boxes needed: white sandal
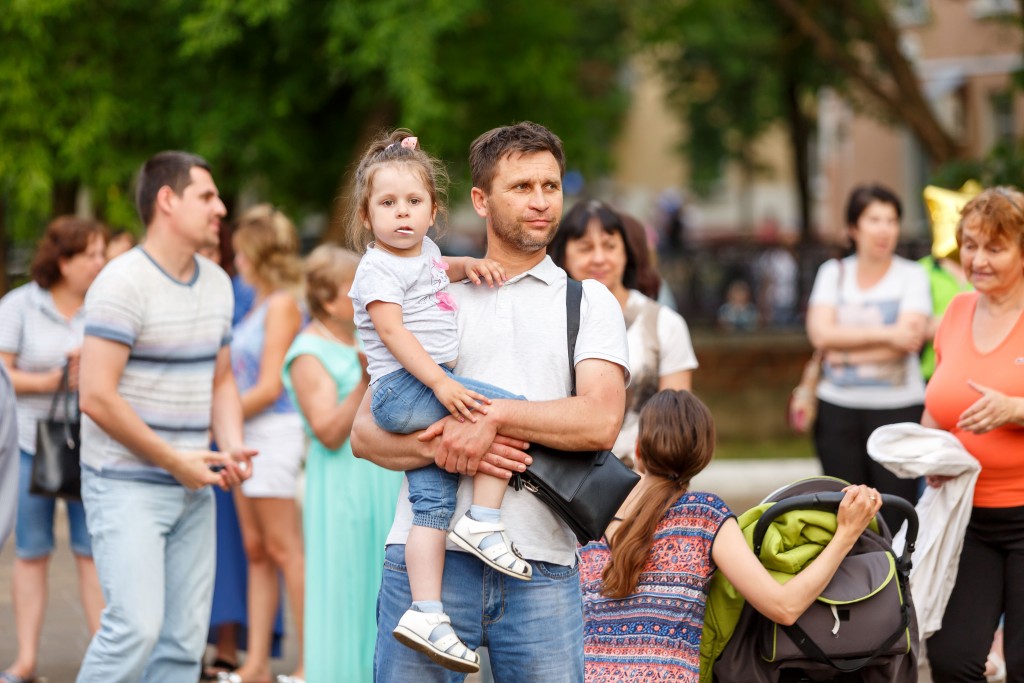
[392,609,480,674]
[448,513,533,580]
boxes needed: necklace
[313,318,355,346]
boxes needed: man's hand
[215,445,259,489]
[431,376,491,423]
[419,416,531,478]
[169,450,235,491]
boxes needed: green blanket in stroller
[701,477,920,683]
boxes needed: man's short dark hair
[135,151,211,227]
[469,122,565,193]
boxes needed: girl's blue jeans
[370,366,523,529]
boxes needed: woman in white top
[0,216,107,683]
[806,184,931,528]
[550,200,698,465]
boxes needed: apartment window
[991,91,1015,144]
[971,0,1018,18]
[893,0,931,25]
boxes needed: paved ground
[0,501,299,683]
[0,458,970,682]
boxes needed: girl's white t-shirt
[349,237,460,383]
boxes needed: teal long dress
[283,334,402,683]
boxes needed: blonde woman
[223,205,305,683]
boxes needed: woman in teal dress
[283,245,402,683]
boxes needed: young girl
[579,390,883,682]
[347,130,531,673]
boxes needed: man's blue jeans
[371,367,523,530]
[374,544,584,682]
[77,470,216,683]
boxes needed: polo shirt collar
[28,282,75,324]
[505,255,563,286]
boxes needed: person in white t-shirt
[550,199,698,466]
[0,364,16,554]
[806,183,931,528]
[351,122,629,682]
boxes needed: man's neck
[141,226,197,281]
[484,241,548,279]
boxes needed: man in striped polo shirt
[77,151,256,682]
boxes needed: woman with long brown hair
[578,390,882,682]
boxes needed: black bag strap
[566,278,582,397]
[510,277,584,494]
[46,363,78,449]
[778,569,912,673]
[47,364,73,421]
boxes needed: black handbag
[30,364,82,500]
[511,278,640,544]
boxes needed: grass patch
[715,434,815,460]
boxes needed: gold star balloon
[923,181,982,259]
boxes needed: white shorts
[240,411,305,499]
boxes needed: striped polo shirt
[81,248,233,484]
[0,282,84,454]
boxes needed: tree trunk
[769,0,961,165]
[0,194,7,295]
[322,100,398,246]
[783,74,813,246]
[52,181,79,217]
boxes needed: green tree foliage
[932,142,1024,189]
[0,0,627,252]
[630,0,832,238]
[630,0,791,196]
[629,0,981,240]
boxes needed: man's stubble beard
[490,213,560,253]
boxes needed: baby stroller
[705,477,920,683]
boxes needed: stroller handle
[751,492,918,569]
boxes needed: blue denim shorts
[16,449,93,559]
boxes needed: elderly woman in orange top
[922,187,1024,683]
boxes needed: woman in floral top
[579,391,882,682]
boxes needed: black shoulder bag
[30,364,82,500]
[510,278,640,544]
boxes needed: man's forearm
[350,391,433,471]
[487,395,622,451]
[80,391,180,470]
[211,372,246,452]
